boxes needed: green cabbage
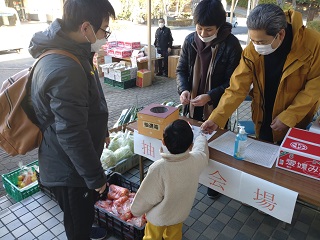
[113,145,133,162]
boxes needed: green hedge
[167,19,193,27]
[307,20,320,32]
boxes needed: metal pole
[147,0,151,72]
[230,0,235,24]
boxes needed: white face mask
[252,34,281,55]
[85,25,106,53]
[159,23,164,28]
[197,32,217,43]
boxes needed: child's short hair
[163,119,193,154]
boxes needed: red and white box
[124,41,141,50]
[117,41,125,48]
[106,48,115,57]
[114,48,132,58]
[105,41,117,48]
[276,128,320,180]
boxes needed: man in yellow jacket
[201,3,320,143]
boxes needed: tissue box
[276,128,320,180]
[137,103,179,139]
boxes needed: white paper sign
[133,130,163,161]
[199,160,242,200]
[239,173,298,223]
[200,160,298,223]
[133,127,214,161]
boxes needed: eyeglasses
[99,27,112,39]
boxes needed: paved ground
[1,157,320,240]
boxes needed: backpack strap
[39,49,83,67]
[29,49,84,133]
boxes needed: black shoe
[156,72,163,76]
[207,189,221,199]
[90,227,107,240]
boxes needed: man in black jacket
[29,0,115,239]
[154,18,173,77]
[177,0,242,199]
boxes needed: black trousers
[51,186,96,240]
[157,49,168,74]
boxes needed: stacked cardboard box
[100,62,137,82]
[102,40,141,59]
[124,41,141,50]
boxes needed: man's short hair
[247,4,287,36]
[62,0,115,32]
[158,18,165,23]
[193,0,226,28]
[163,119,193,154]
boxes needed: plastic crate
[104,77,136,89]
[2,160,39,202]
[94,172,144,240]
[104,77,114,86]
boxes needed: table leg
[139,155,144,183]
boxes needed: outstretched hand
[180,90,190,105]
[201,120,218,134]
[190,94,210,107]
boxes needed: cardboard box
[117,41,125,48]
[124,41,141,50]
[107,48,115,57]
[104,55,113,64]
[106,40,117,48]
[137,103,179,139]
[136,69,151,88]
[114,48,132,58]
[113,67,138,82]
[168,55,180,78]
[276,128,320,180]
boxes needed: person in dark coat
[28,0,115,239]
[176,0,242,199]
[154,18,173,77]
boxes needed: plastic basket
[94,172,144,240]
[2,160,39,202]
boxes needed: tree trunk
[292,0,296,10]
[307,3,317,22]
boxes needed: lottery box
[276,128,320,180]
[137,103,179,139]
